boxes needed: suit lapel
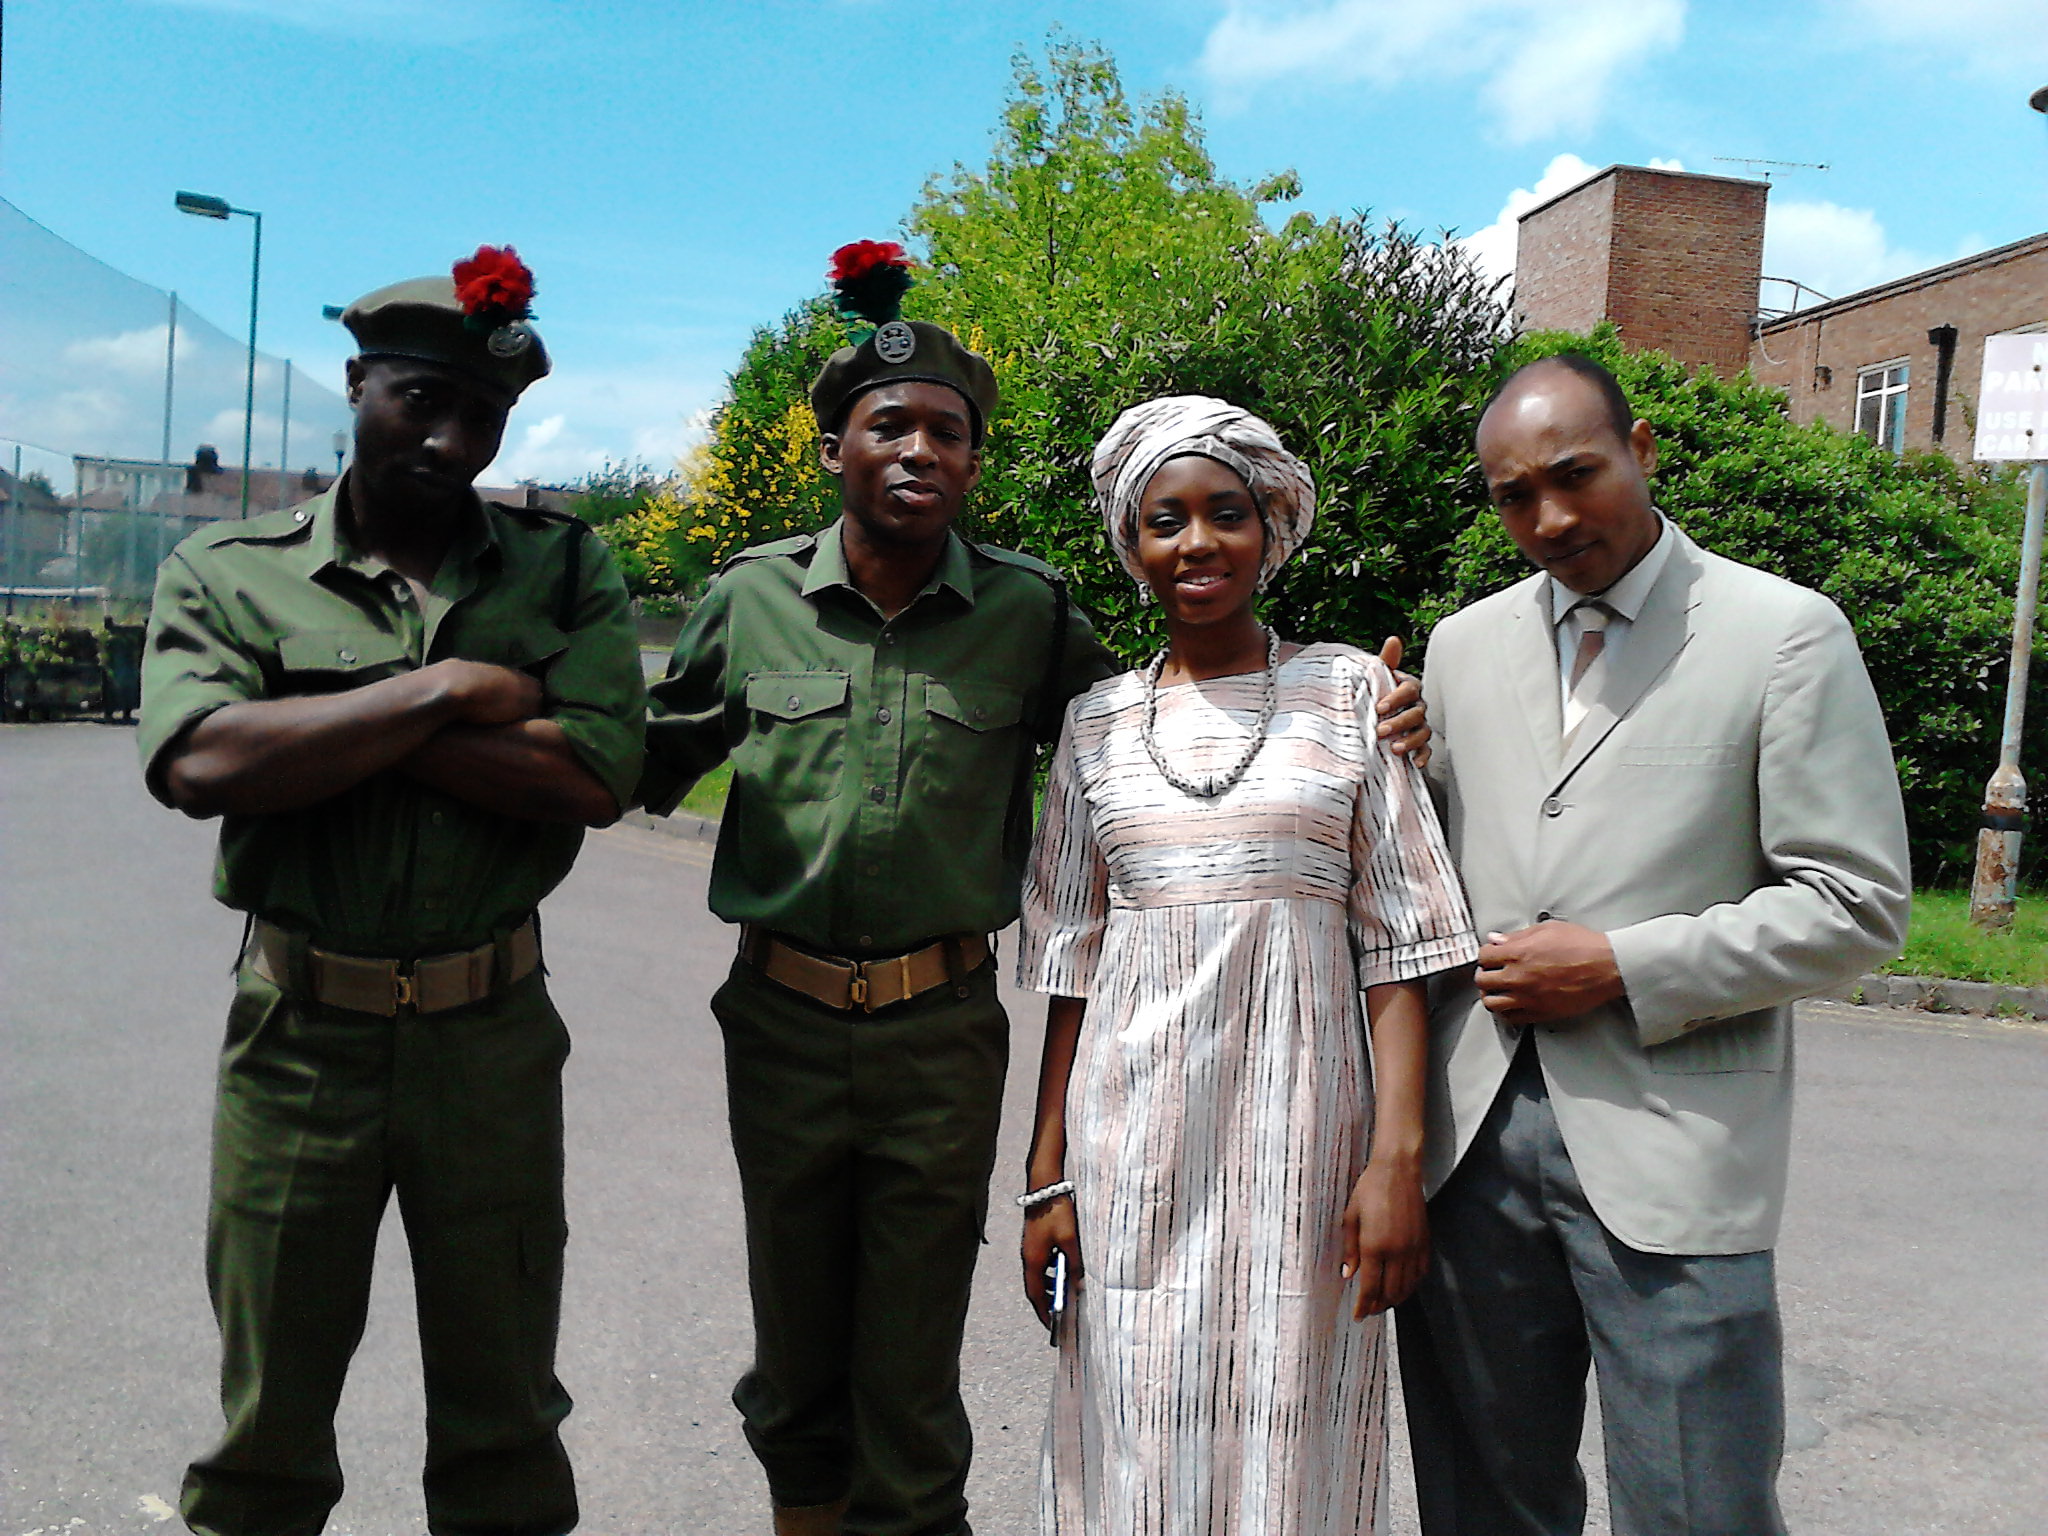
[1554,533,1704,787]
[1502,576,1562,782]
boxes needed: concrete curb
[1822,974,2048,1021]
[619,808,719,844]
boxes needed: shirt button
[293,510,308,524]
[869,785,886,804]
[866,863,881,877]
[1542,796,1563,817]
[431,811,445,826]
[883,633,897,646]
[786,694,802,710]
[339,649,357,663]
[860,935,873,948]
[876,707,892,724]
[1536,909,1554,922]
[973,706,987,721]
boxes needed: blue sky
[3,0,2044,485]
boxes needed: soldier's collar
[802,518,977,608]
[315,474,498,577]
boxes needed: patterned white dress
[1017,643,1477,1536]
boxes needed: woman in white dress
[1015,397,1478,1536]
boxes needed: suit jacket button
[1542,796,1563,816]
[1536,910,1554,923]
[1645,1093,1674,1116]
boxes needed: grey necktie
[1562,600,1612,743]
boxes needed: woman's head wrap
[1089,395,1315,590]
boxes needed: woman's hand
[1339,1157,1429,1319]
[1021,1195,1083,1334]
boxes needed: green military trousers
[180,952,578,1536]
[712,953,1009,1536]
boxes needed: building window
[1855,361,1909,453]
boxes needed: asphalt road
[4,721,2044,1536]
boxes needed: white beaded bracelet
[1016,1179,1076,1210]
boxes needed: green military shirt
[643,519,1117,956]
[139,481,645,956]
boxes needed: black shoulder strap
[1034,572,1070,743]
[558,520,587,631]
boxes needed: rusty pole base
[1968,826,2022,932]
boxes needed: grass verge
[1885,889,2048,987]
[678,761,732,821]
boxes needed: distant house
[1510,164,2048,459]
[1,466,70,587]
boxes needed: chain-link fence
[2,194,355,618]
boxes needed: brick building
[1511,163,2048,460]
[1750,234,2048,455]
[1514,165,1769,377]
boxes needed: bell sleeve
[1346,654,1480,985]
[1015,705,1110,997]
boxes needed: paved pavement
[4,721,2045,1535]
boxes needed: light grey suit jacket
[1421,527,1910,1255]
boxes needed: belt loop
[284,927,315,999]
[943,934,971,1000]
[233,913,256,977]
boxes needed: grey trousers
[1397,1038,1787,1536]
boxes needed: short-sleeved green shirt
[643,519,1118,956]
[139,482,645,956]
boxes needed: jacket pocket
[917,677,1025,808]
[455,621,570,674]
[1646,1007,1785,1073]
[1616,743,1744,768]
[739,671,850,801]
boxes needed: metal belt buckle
[849,970,870,1010]
[394,970,416,1010]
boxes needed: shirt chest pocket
[740,671,850,802]
[915,677,1025,808]
[274,632,412,693]
[454,622,571,675]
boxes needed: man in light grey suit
[1398,354,1911,1535]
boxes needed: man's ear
[1629,417,1658,477]
[818,430,843,477]
[963,446,983,494]
[344,356,367,407]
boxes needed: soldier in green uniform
[139,247,644,1536]
[642,244,1428,1536]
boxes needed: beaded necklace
[1141,627,1282,799]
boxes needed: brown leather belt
[740,926,990,1014]
[248,917,540,1017]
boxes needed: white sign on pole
[1974,332,2048,461]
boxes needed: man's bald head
[1480,354,1635,448]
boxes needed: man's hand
[426,659,544,726]
[1476,921,1625,1027]
[1375,635,1432,768]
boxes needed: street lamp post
[332,429,348,484]
[1967,88,2048,929]
[174,190,261,519]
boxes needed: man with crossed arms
[1401,353,1910,1535]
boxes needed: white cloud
[484,365,718,487]
[1762,200,1984,306]
[1200,0,1686,142]
[63,324,203,378]
[1456,153,1596,281]
[1826,0,2043,81]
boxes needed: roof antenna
[1711,157,1830,182]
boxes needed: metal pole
[1969,460,2046,929]
[162,290,178,465]
[279,359,291,510]
[5,444,18,611]
[239,211,261,520]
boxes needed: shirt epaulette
[492,501,590,534]
[179,503,318,551]
[719,532,818,573]
[969,541,1064,586]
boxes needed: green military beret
[808,241,998,442]
[342,245,550,398]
